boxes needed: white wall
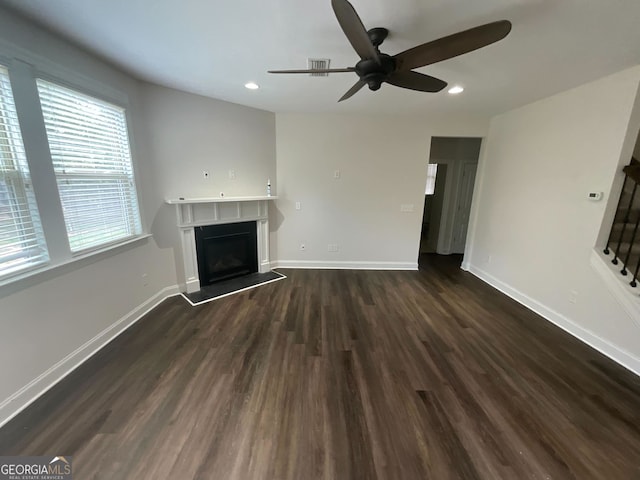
[0,7,177,426]
[274,114,488,268]
[139,84,277,284]
[464,66,640,374]
[141,84,276,202]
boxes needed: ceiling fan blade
[386,71,447,92]
[331,0,381,64]
[338,80,366,102]
[394,20,512,71]
[268,68,355,74]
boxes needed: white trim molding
[0,284,180,429]
[465,263,640,377]
[273,260,418,270]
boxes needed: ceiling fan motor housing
[355,54,396,90]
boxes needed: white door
[451,162,477,253]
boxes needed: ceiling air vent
[307,58,330,77]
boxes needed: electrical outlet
[203,170,210,179]
[300,243,306,251]
[295,201,301,210]
[569,290,578,304]
[142,273,148,286]
[486,254,492,264]
[334,170,341,179]
[328,244,339,252]
[228,169,236,179]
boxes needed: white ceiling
[3,0,640,116]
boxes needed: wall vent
[307,58,331,76]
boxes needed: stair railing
[604,158,640,287]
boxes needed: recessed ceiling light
[448,85,464,95]
[244,82,259,90]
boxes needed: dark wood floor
[2,255,640,479]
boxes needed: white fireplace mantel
[166,196,278,293]
[166,195,278,205]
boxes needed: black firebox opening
[195,221,258,287]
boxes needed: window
[37,79,141,253]
[0,65,48,279]
[425,164,438,195]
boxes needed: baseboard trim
[0,285,181,429]
[259,260,272,272]
[185,279,200,294]
[273,260,418,271]
[466,264,640,377]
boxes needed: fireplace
[166,196,276,293]
[195,221,258,286]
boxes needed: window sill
[0,233,152,292]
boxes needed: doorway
[419,137,482,261]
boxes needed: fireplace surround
[166,196,277,293]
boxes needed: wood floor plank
[1,254,640,479]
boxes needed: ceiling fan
[268,0,511,102]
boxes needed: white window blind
[0,65,49,279]
[425,163,438,195]
[36,79,142,253]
